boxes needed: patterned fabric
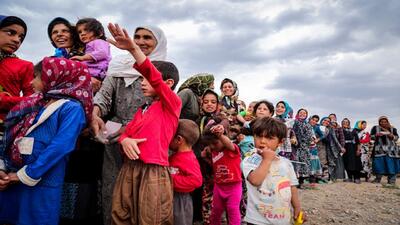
[178,73,215,97]
[219,78,239,112]
[1,57,93,168]
[293,112,313,177]
[0,51,16,61]
[276,100,293,119]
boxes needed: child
[242,117,302,225]
[107,23,181,224]
[169,119,203,225]
[202,121,242,225]
[0,15,34,124]
[71,18,111,92]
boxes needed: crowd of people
[0,15,399,225]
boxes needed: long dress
[324,126,345,180]
[293,120,313,177]
[356,130,372,178]
[342,129,362,179]
[371,126,399,176]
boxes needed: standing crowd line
[0,15,399,225]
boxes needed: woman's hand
[0,171,10,191]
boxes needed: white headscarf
[108,25,167,87]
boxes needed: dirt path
[299,179,400,225]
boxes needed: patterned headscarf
[354,120,366,130]
[178,73,215,96]
[276,100,293,119]
[1,57,93,168]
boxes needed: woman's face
[342,119,350,128]
[309,117,319,126]
[0,24,25,54]
[379,119,389,128]
[51,23,73,48]
[255,103,272,118]
[298,110,307,120]
[275,103,286,116]
[322,118,331,127]
[202,93,218,113]
[361,122,367,130]
[221,81,235,96]
[134,28,157,56]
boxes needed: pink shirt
[119,58,181,166]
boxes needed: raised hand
[107,23,146,64]
[107,23,137,51]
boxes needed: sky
[2,0,400,131]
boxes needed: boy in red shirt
[202,122,242,225]
[107,23,181,224]
[169,119,203,225]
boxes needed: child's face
[247,102,256,113]
[309,117,319,126]
[134,29,157,56]
[31,75,44,93]
[202,93,218,113]
[209,139,224,152]
[51,24,73,48]
[221,82,234,96]
[254,135,282,151]
[141,77,156,97]
[342,119,350,128]
[322,118,330,127]
[0,24,25,54]
[275,103,286,116]
[329,114,337,122]
[255,103,272,118]
[361,122,367,130]
[77,24,96,44]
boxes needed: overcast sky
[2,0,400,130]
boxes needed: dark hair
[253,100,275,116]
[76,18,106,40]
[152,61,179,90]
[251,117,287,141]
[33,61,43,78]
[48,17,77,48]
[0,15,27,42]
[311,115,320,121]
[176,119,200,146]
[328,113,336,118]
[220,78,234,90]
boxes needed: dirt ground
[299,178,400,225]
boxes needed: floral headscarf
[1,57,93,168]
[178,73,215,97]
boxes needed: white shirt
[242,151,298,225]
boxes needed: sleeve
[0,94,27,111]
[241,153,262,179]
[20,61,34,96]
[86,40,110,62]
[178,89,191,114]
[93,75,116,117]
[393,128,399,142]
[370,126,377,140]
[134,58,181,117]
[171,154,203,193]
[353,130,360,145]
[286,160,299,186]
[17,103,86,186]
[338,128,345,147]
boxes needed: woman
[341,118,362,184]
[292,108,313,187]
[219,78,246,125]
[0,57,92,225]
[354,120,372,181]
[371,116,399,184]
[178,73,215,121]
[274,100,296,159]
[90,25,167,225]
[0,15,34,128]
[323,116,346,182]
[47,17,103,225]
[47,17,84,58]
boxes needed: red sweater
[119,58,181,166]
[212,144,242,184]
[169,150,203,193]
[0,57,34,120]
